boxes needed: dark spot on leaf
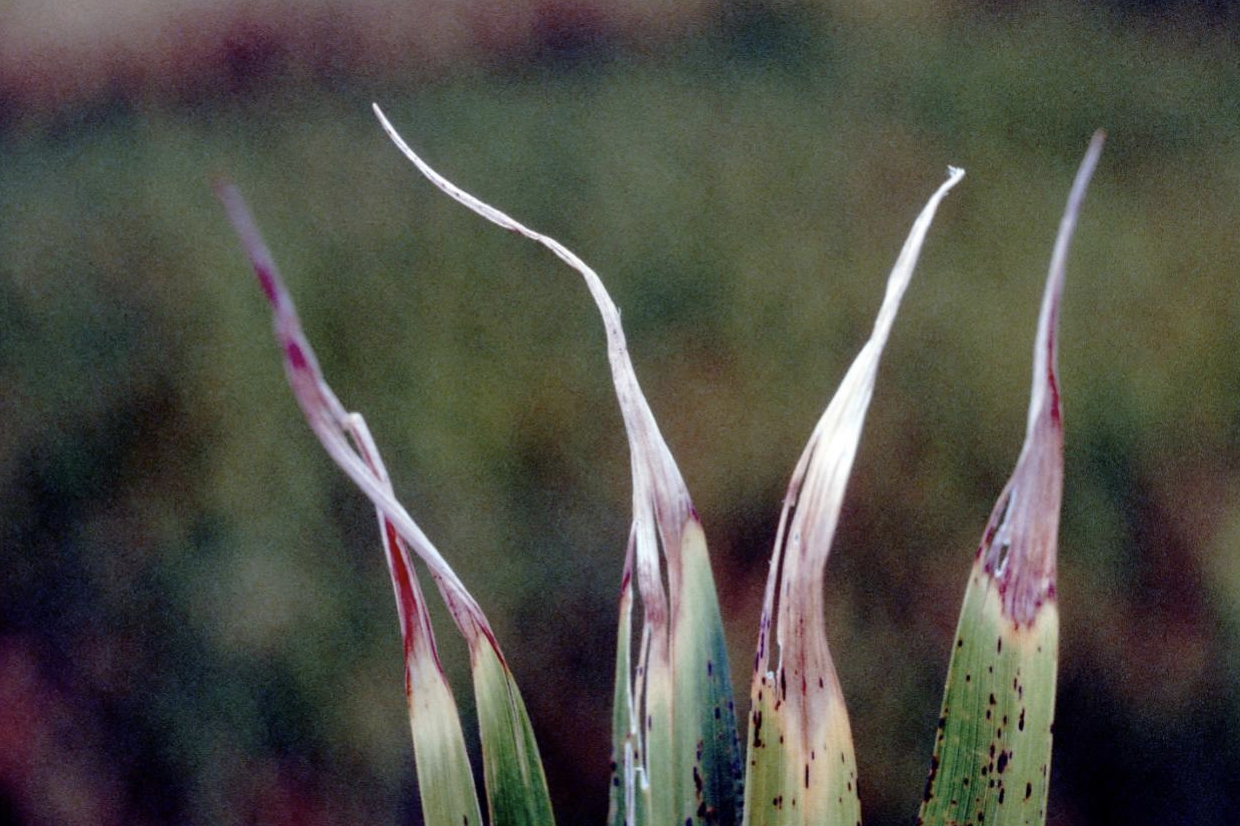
[285,341,308,369]
[1025,782,1033,800]
[254,264,277,302]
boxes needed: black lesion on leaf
[923,754,939,802]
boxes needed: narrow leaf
[744,166,965,826]
[608,532,645,826]
[355,420,484,826]
[374,104,744,826]
[917,131,1103,826]
[217,182,551,826]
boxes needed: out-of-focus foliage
[1,3,1238,825]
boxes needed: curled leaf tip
[215,180,284,309]
[217,182,500,653]
[372,107,738,825]
[743,166,961,826]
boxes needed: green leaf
[363,429,484,826]
[743,166,965,826]
[917,132,1103,826]
[473,641,558,826]
[372,103,744,826]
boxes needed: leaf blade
[373,103,744,826]
[917,131,1103,826]
[744,166,965,826]
[218,180,552,826]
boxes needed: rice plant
[219,112,1103,826]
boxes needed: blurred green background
[2,1,1238,824]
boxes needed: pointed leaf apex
[981,131,1103,624]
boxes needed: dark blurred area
[2,1,1238,824]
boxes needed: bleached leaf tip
[980,131,1103,624]
[214,178,284,310]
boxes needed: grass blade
[354,420,485,826]
[917,132,1103,826]
[744,166,965,826]
[217,181,550,826]
[608,533,642,826]
[373,104,744,826]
